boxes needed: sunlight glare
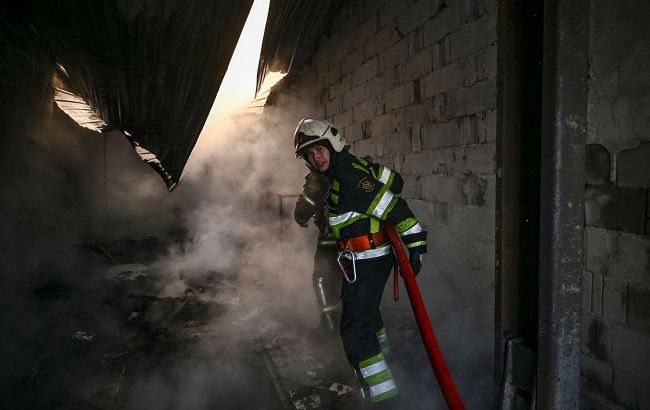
[204,0,270,125]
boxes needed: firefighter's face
[307,145,330,172]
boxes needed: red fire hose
[386,224,465,410]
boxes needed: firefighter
[294,171,342,332]
[293,118,427,407]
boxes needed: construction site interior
[1,0,649,409]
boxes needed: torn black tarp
[21,0,253,189]
[256,0,345,96]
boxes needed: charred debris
[3,234,360,409]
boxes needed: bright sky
[205,0,271,123]
[186,0,286,175]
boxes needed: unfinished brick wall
[273,0,650,406]
[273,0,497,405]
[287,0,497,309]
[582,0,650,407]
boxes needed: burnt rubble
[1,235,361,409]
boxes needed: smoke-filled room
[1,0,649,409]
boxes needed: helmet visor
[294,132,322,157]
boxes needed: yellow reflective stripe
[405,240,426,249]
[359,352,398,403]
[369,164,381,180]
[370,379,398,402]
[352,163,369,173]
[376,326,387,340]
[370,217,380,233]
[329,211,362,226]
[356,156,369,166]
[369,164,392,185]
[366,172,395,217]
[401,222,422,236]
[371,190,394,219]
[378,167,392,184]
[381,196,399,220]
[361,359,388,378]
[395,217,417,233]
[332,179,340,192]
[331,193,339,204]
[329,212,368,238]
[359,352,384,368]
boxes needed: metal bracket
[499,336,537,410]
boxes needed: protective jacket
[301,147,427,405]
[325,150,427,254]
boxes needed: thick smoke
[151,108,324,331]
[0,72,333,408]
[1,69,493,408]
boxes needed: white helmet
[293,118,346,159]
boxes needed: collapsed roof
[256,0,344,95]
[26,0,254,190]
[6,0,344,190]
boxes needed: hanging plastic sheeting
[256,0,345,96]
[54,87,108,133]
[21,0,253,190]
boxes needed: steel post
[537,0,589,407]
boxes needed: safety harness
[336,231,391,283]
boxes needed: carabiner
[337,249,357,283]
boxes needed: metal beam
[537,0,589,407]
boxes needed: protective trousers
[340,252,398,404]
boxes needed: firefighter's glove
[303,172,328,206]
[409,250,424,277]
[294,172,329,227]
[294,195,315,227]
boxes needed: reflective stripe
[341,244,392,260]
[395,217,418,233]
[370,217,380,233]
[378,167,392,184]
[321,305,338,313]
[371,190,394,219]
[370,379,398,398]
[329,211,362,226]
[352,163,369,173]
[405,240,427,249]
[360,359,388,378]
[401,222,423,236]
[302,194,316,206]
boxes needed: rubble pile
[1,235,361,409]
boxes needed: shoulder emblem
[358,177,375,192]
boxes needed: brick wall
[271,0,650,406]
[276,0,497,405]
[288,0,497,307]
[582,0,650,407]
